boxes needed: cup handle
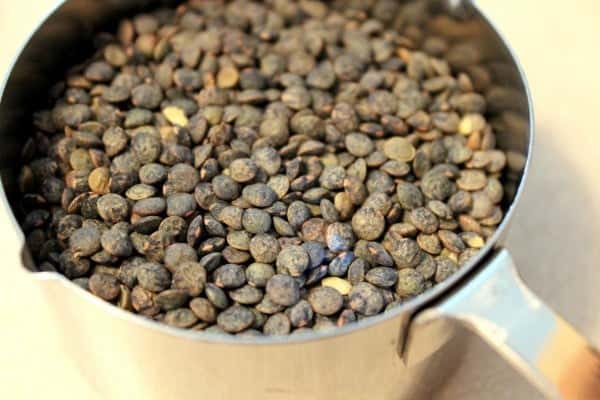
[405,249,600,399]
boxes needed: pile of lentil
[19,0,508,336]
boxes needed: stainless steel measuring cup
[0,1,598,399]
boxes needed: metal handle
[406,249,600,399]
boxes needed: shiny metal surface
[410,249,600,399]
[1,0,591,399]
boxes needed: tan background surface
[0,1,599,399]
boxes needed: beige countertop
[1,1,599,399]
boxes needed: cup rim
[0,0,535,345]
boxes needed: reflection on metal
[0,0,540,399]
[410,249,600,399]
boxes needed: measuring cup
[0,1,597,398]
